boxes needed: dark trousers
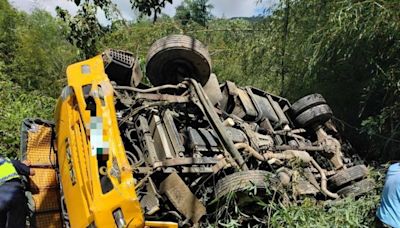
[374,216,392,228]
[0,181,27,228]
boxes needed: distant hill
[229,16,264,22]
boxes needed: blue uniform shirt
[377,163,400,228]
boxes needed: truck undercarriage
[24,35,373,227]
[106,35,373,226]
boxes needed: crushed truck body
[24,35,373,227]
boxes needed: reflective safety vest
[0,157,20,186]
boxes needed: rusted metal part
[274,145,324,151]
[277,171,291,186]
[236,88,258,119]
[162,109,186,155]
[252,94,280,123]
[235,143,313,164]
[114,83,187,93]
[223,82,264,122]
[135,116,159,164]
[141,178,161,215]
[131,54,143,87]
[245,87,264,122]
[303,167,321,190]
[316,127,344,169]
[294,179,319,195]
[135,167,153,174]
[162,166,214,173]
[135,93,189,103]
[265,94,289,127]
[153,157,218,168]
[203,73,223,106]
[234,143,339,199]
[187,127,222,153]
[225,127,248,144]
[150,114,176,160]
[212,158,230,173]
[219,81,237,112]
[190,79,248,170]
[240,123,261,151]
[310,159,339,199]
[159,172,206,224]
[110,156,121,183]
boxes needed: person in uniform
[0,155,35,228]
[376,162,400,227]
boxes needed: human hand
[22,160,31,166]
[22,160,35,176]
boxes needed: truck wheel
[294,104,333,127]
[337,179,375,197]
[214,170,277,199]
[328,165,368,189]
[146,35,212,86]
[290,94,327,117]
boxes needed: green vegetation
[0,1,74,158]
[175,0,214,27]
[0,65,55,157]
[0,0,398,226]
[213,194,381,228]
[131,0,173,22]
[208,167,385,228]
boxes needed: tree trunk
[280,0,290,96]
[153,9,158,23]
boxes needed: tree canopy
[131,0,173,22]
[175,0,213,27]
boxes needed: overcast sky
[10,0,277,24]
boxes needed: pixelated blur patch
[81,64,91,74]
[89,117,109,156]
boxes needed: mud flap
[159,172,206,224]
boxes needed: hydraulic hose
[113,83,186,93]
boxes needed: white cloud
[210,0,258,18]
[162,0,183,16]
[112,0,136,21]
[10,0,78,16]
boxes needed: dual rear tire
[290,94,333,128]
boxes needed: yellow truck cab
[55,54,176,228]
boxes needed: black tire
[214,170,277,199]
[328,165,368,188]
[290,94,327,117]
[294,104,333,127]
[146,35,212,86]
[337,179,375,197]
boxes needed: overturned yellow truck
[54,54,177,228]
[24,35,374,227]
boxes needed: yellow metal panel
[144,221,179,228]
[57,55,145,228]
[57,95,92,228]
[56,54,178,228]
